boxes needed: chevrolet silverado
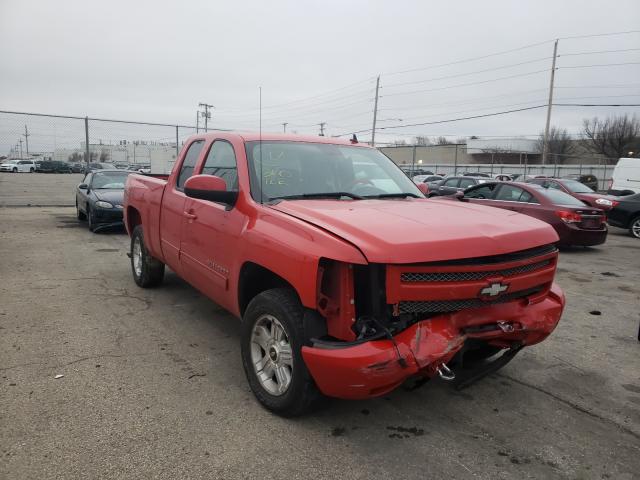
[123,132,565,416]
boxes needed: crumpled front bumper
[301,282,565,399]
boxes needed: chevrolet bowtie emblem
[480,282,509,298]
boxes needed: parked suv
[562,174,599,191]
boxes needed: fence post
[454,144,458,175]
[411,145,416,176]
[175,125,179,158]
[84,117,90,165]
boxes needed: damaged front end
[301,245,565,400]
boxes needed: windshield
[92,171,130,189]
[562,179,594,193]
[245,141,422,201]
[539,188,587,206]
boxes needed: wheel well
[238,262,297,316]
[126,207,142,234]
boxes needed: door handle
[183,211,197,220]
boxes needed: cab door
[180,140,243,310]
[159,139,206,274]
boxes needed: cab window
[201,141,238,190]
[177,140,205,189]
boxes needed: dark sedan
[527,177,616,210]
[607,193,640,238]
[76,170,131,232]
[458,181,608,247]
[425,175,488,197]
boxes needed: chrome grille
[401,259,551,283]
[398,287,543,314]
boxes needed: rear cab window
[176,140,205,189]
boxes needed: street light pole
[542,39,559,165]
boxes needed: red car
[457,181,608,246]
[124,133,565,416]
[527,177,616,210]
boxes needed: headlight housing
[95,200,114,208]
[595,198,613,206]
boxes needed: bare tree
[391,139,407,146]
[413,136,431,146]
[582,114,640,159]
[435,136,452,145]
[536,126,574,164]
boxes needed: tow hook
[436,363,456,381]
[497,321,514,333]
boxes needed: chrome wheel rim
[632,219,640,238]
[250,315,293,396]
[132,237,143,277]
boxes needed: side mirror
[416,183,429,195]
[78,183,88,190]
[184,175,238,206]
[454,191,466,201]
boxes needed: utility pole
[196,110,200,133]
[282,122,288,133]
[542,39,558,165]
[198,103,214,132]
[23,125,30,155]
[371,75,381,147]
[19,139,23,159]
[318,122,326,136]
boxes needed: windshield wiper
[268,192,363,201]
[364,192,420,199]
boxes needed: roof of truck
[195,131,368,146]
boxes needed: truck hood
[269,198,559,264]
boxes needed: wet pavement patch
[600,271,621,277]
[589,310,602,315]
[95,248,119,252]
[330,427,346,437]
[386,426,425,437]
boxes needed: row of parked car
[0,159,152,174]
[411,172,639,241]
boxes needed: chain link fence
[0,110,212,174]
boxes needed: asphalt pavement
[1,173,639,479]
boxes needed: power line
[555,83,640,89]
[558,30,640,40]
[336,105,548,136]
[383,56,551,89]
[559,48,640,57]
[381,69,549,98]
[383,39,554,77]
[559,62,640,69]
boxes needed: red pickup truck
[124,132,565,416]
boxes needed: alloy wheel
[250,314,293,396]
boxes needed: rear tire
[629,215,640,239]
[12,167,17,173]
[131,225,165,287]
[241,288,324,417]
[29,168,34,173]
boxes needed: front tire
[29,168,34,173]
[76,201,86,221]
[630,215,640,239]
[130,225,165,287]
[241,288,323,417]
[12,167,17,173]
[87,207,96,232]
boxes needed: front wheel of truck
[131,225,165,288]
[241,288,324,417]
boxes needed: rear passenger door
[160,139,205,274]
[492,184,529,211]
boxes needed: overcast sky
[1,0,639,150]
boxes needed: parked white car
[609,158,640,195]
[0,159,36,173]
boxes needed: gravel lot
[1,172,639,479]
